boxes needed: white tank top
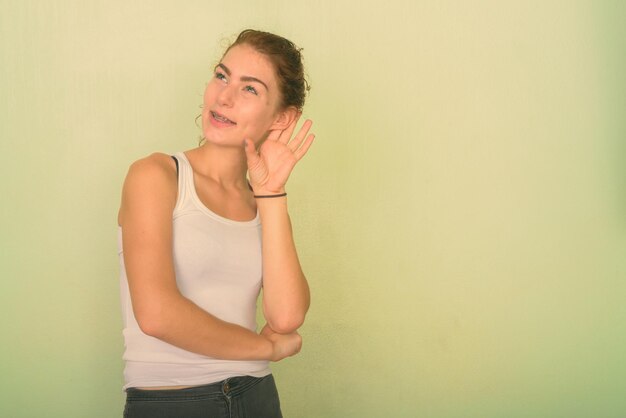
[118,151,270,390]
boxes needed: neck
[186,142,249,189]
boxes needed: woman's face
[201,44,284,148]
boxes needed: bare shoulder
[127,152,176,178]
[119,152,178,226]
[123,152,178,190]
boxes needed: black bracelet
[254,192,287,199]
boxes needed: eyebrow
[215,63,269,91]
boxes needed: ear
[269,106,299,131]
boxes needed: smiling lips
[210,111,236,126]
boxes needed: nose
[217,83,236,107]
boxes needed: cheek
[202,84,218,115]
[238,111,275,141]
[204,79,223,100]
[250,110,276,134]
[203,84,215,103]
[240,102,272,124]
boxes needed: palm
[253,140,298,191]
[244,115,315,193]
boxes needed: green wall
[1,1,624,417]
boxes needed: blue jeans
[123,374,283,418]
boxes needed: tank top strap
[172,152,194,212]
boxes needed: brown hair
[223,29,310,111]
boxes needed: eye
[215,71,227,82]
[244,85,258,95]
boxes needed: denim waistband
[125,375,269,401]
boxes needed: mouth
[210,111,237,125]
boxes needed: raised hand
[244,113,315,194]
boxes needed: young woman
[118,29,314,418]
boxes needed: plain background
[1,1,624,417]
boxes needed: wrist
[247,181,284,195]
[253,186,287,199]
[253,188,285,196]
[255,196,289,214]
[255,193,287,200]
[256,334,275,361]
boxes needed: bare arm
[257,196,310,334]
[243,114,315,334]
[119,153,301,361]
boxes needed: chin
[202,132,243,148]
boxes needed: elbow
[263,277,310,334]
[268,312,306,334]
[132,290,183,338]
[137,314,163,338]
[134,302,168,338]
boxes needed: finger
[294,334,303,355]
[288,119,313,151]
[290,119,312,149]
[278,112,302,144]
[294,134,315,160]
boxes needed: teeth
[213,112,233,123]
